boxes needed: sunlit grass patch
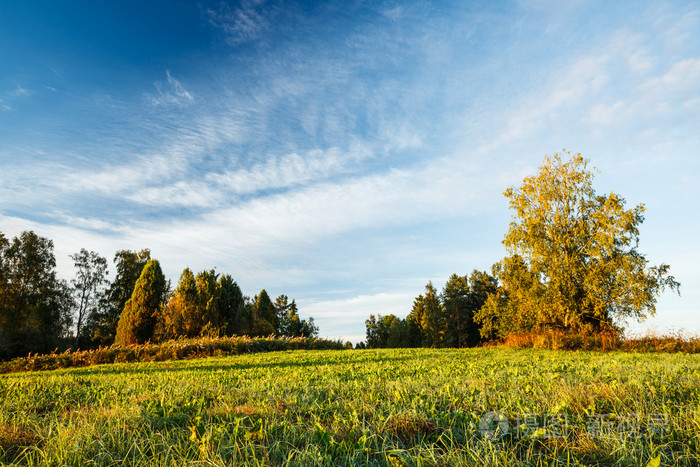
[1,348,699,465]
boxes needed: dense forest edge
[0,233,320,363]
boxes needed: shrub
[0,335,346,374]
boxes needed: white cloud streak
[204,0,271,45]
[207,144,372,196]
[146,71,194,107]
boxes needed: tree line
[364,152,680,348]
[365,271,497,348]
[0,235,317,360]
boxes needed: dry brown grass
[385,413,439,442]
[206,402,263,418]
[0,424,42,463]
[500,329,700,352]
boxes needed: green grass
[1,348,699,466]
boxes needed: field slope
[1,348,699,466]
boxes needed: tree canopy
[364,271,495,349]
[89,249,151,347]
[115,259,168,345]
[70,249,108,348]
[476,151,680,337]
[0,231,73,358]
[0,230,321,360]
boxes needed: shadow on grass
[64,352,415,378]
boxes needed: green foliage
[0,231,73,359]
[89,249,151,347]
[274,294,293,335]
[441,271,497,347]
[196,269,219,333]
[1,229,321,353]
[365,314,409,348]
[482,152,680,336]
[161,267,198,338]
[69,249,108,349]
[417,281,443,347]
[114,259,167,345]
[217,274,244,336]
[252,289,275,335]
[441,274,469,347]
[374,271,497,349]
[276,294,318,338]
[1,348,699,465]
[250,318,275,336]
[474,278,516,341]
[162,270,254,340]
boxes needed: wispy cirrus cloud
[206,144,372,196]
[584,57,700,128]
[204,0,272,45]
[11,85,31,97]
[146,71,194,107]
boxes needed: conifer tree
[252,289,276,335]
[90,249,150,346]
[114,259,167,345]
[217,274,244,336]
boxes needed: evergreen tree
[114,259,167,345]
[251,289,275,336]
[90,249,150,346]
[465,270,498,344]
[160,267,198,339]
[407,295,425,347]
[274,294,291,335]
[217,274,244,336]
[196,269,219,336]
[442,274,470,347]
[419,282,443,347]
[365,314,407,348]
[298,315,319,338]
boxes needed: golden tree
[480,151,679,336]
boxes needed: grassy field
[1,348,699,466]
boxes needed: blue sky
[1,0,698,343]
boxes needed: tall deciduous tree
[483,151,680,335]
[114,259,167,345]
[0,231,73,358]
[70,249,108,348]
